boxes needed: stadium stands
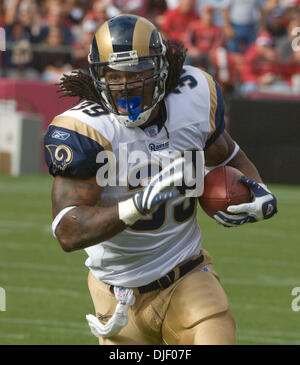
[0,0,300,181]
[0,0,299,96]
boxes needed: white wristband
[118,198,143,226]
[52,206,77,238]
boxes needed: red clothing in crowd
[241,44,282,83]
[137,0,167,26]
[184,20,224,54]
[161,7,198,44]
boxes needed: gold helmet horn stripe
[132,18,155,57]
[95,21,114,62]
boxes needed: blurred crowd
[1,0,300,97]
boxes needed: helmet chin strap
[115,106,154,128]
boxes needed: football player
[44,14,277,345]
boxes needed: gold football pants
[87,248,236,345]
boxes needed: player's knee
[162,269,236,345]
[163,307,236,345]
[193,309,236,345]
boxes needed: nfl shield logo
[145,125,158,137]
[118,288,126,297]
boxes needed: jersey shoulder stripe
[199,69,225,149]
[199,69,218,137]
[50,115,112,152]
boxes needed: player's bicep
[204,130,236,166]
[51,175,101,218]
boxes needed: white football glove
[214,176,277,227]
[118,157,184,225]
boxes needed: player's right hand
[214,177,277,227]
[118,157,184,225]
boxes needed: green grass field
[0,174,300,345]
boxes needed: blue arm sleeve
[44,125,107,179]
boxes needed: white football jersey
[44,66,225,287]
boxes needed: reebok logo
[52,130,70,141]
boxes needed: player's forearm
[55,205,127,252]
[227,148,263,183]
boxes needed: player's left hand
[213,176,277,227]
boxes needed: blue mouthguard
[117,96,142,120]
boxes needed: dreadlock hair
[164,41,187,96]
[57,40,187,107]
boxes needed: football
[199,166,252,218]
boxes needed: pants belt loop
[173,266,180,282]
